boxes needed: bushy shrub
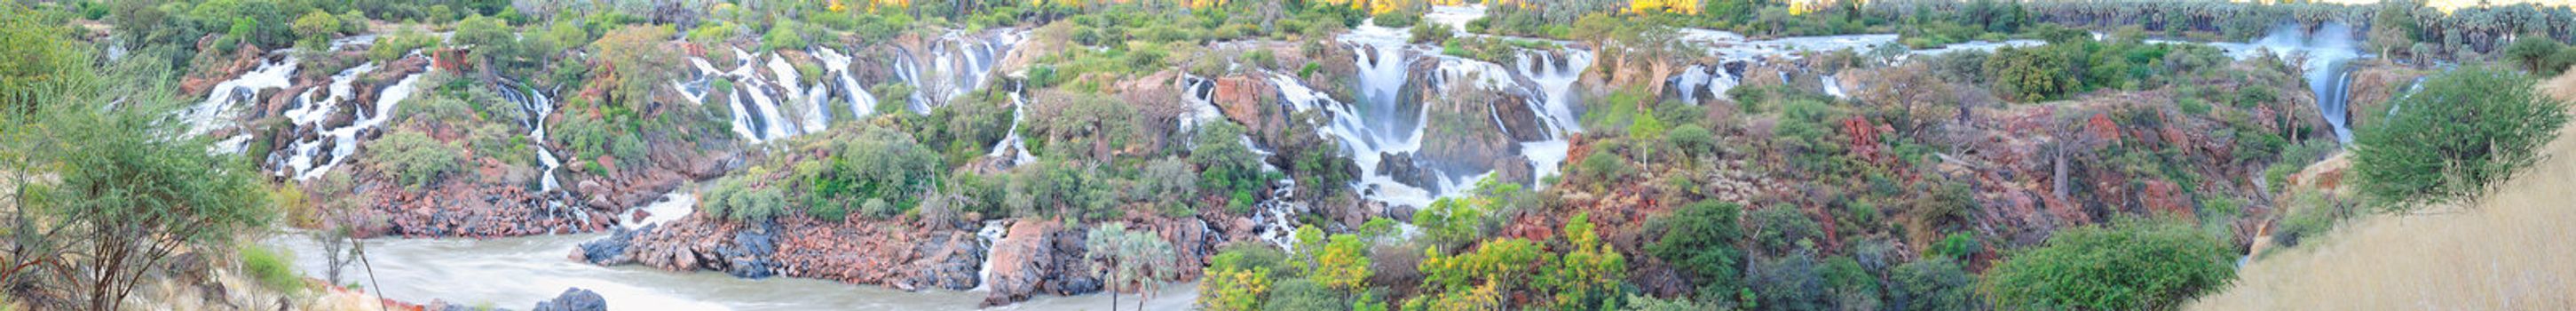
[1982,220,2234,310]
[701,171,788,222]
[1648,201,1744,292]
[2352,66,2567,209]
[1888,258,1975,311]
[368,130,462,189]
[1409,22,1452,45]
[241,245,302,292]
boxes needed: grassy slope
[2186,72,2576,310]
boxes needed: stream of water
[266,233,1196,311]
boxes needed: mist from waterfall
[2220,22,2365,143]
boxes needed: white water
[265,233,1195,311]
[985,92,1036,167]
[280,55,431,180]
[815,47,878,120]
[189,53,299,152]
[621,189,697,228]
[970,219,1011,292]
[894,30,1027,114]
[2206,22,2365,142]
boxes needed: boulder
[529,288,606,311]
[1376,152,1442,194]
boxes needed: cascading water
[2215,22,2364,143]
[273,52,431,180]
[814,47,878,120]
[893,30,1027,115]
[970,219,1010,291]
[190,53,299,151]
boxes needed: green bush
[241,245,302,292]
[1409,21,1453,45]
[1647,201,1744,292]
[1982,220,2235,310]
[700,172,788,222]
[1888,258,1975,311]
[368,130,462,189]
[2352,66,2567,209]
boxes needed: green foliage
[371,28,440,63]
[1648,201,1745,293]
[1747,206,1823,253]
[368,130,463,189]
[0,9,94,113]
[1986,46,2075,102]
[701,171,789,222]
[1820,256,1882,310]
[2353,66,2567,209]
[1415,196,1487,250]
[1745,252,1826,311]
[591,25,682,108]
[241,245,302,293]
[1410,21,1453,45]
[1088,223,1178,307]
[1889,258,1976,311]
[1418,238,1553,304]
[1982,221,2236,310]
[290,10,340,50]
[1262,279,1346,311]
[1309,234,1373,293]
[806,126,944,220]
[1545,213,1627,309]
[1192,122,1266,213]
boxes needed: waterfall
[188,53,299,142]
[814,47,877,120]
[296,62,431,180]
[971,219,1010,291]
[985,92,1036,167]
[1821,74,1848,99]
[893,30,1026,115]
[2225,22,2363,143]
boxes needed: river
[265,233,1197,311]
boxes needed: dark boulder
[529,288,607,311]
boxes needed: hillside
[2188,72,2576,310]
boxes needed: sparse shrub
[242,245,302,292]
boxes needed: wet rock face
[1377,152,1444,193]
[718,223,780,279]
[529,288,607,311]
[571,225,643,265]
[980,220,1102,307]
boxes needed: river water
[265,232,1196,311]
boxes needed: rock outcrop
[529,288,607,311]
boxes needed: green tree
[368,130,464,189]
[589,25,681,109]
[1648,200,1744,293]
[808,126,944,220]
[2352,66,2568,208]
[0,8,95,113]
[1545,213,1626,309]
[1087,223,1176,311]
[1310,234,1374,294]
[1629,108,1668,163]
[2503,39,2564,74]
[1889,258,1975,311]
[290,11,341,51]
[1982,221,2235,310]
[1,60,271,309]
[1198,249,1276,311]
[1192,122,1264,212]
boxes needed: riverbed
[265,233,1197,311]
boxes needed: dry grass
[2188,77,2576,310]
